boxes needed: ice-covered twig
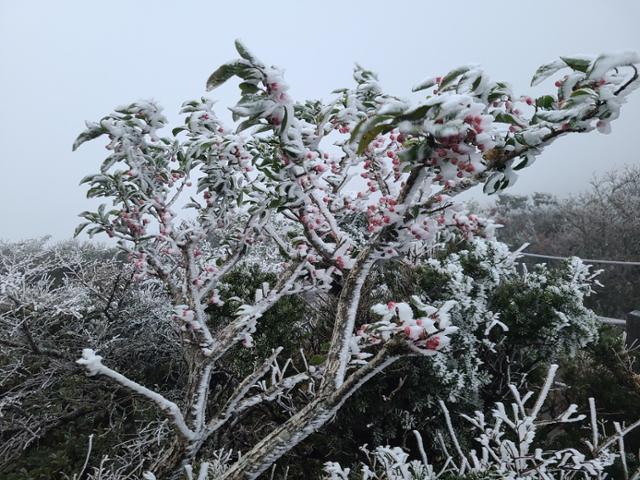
[76,349,196,440]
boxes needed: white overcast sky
[1,0,639,240]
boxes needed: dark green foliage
[558,326,640,453]
[208,265,310,373]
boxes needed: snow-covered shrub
[489,164,640,319]
[0,239,178,478]
[71,41,639,479]
[412,239,599,400]
[317,238,600,471]
[323,365,640,479]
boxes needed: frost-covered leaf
[483,172,505,195]
[494,112,523,126]
[412,77,437,92]
[235,39,259,64]
[587,51,640,79]
[439,66,471,90]
[356,122,394,155]
[206,60,246,91]
[72,122,105,151]
[73,222,90,238]
[530,59,565,86]
[560,56,592,73]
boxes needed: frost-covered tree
[72,42,639,478]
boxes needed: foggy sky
[1,0,639,241]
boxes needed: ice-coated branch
[322,252,377,390]
[201,260,312,360]
[531,362,559,417]
[192,365,212,432]
[235,372,308,413]
[221,343,401,480]
[203,348,285,435]
[438,400,469,472]
[76,349,196,440]
[598,417,640,452]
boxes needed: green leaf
[206,60,243,91]
[412,77,437,92]
[471,75,483,92]
[560,56,591,73]
[72,122,105,151]
[512,156,530,171]
[308,354,326,366]
[483,172,505,195]
[399,141,432,165]
[236,115,262,133]
[280,106,289,135]
[79,174,98,185]
[530,59,565,87]
[488,82,512,103]
[348,117,369,144]
[395,104,432,123]
[172,127,186,136]
[100,157,118,174]
[239,82,259,94]
[570,88,597,98]
[73,222,90,238]
[234,39,258,64]
[357,123,394,155]
[350,114,391,147]
[535,95,555,110]
[439,66,471,90]
[494,112,521,126]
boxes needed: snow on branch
[76,349,196,440]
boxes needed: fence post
[626,310,640,347]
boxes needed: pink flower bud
[426,336,440,350]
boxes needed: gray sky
[1,0,639,241]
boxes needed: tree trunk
[221,349,398,479]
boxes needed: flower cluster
[350,298,459,363]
